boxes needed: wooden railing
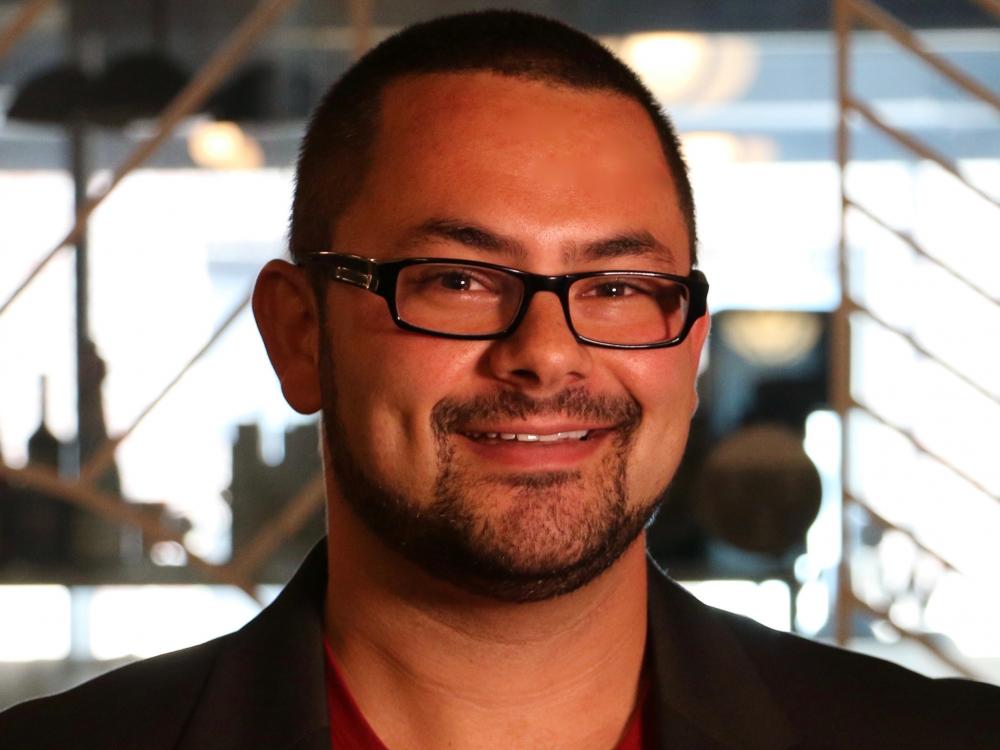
[833,0,999,679]
[0,0,325,598]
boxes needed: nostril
[510,367,541,383]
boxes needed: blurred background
[0,0,997,709]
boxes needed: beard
[321,350,664,602]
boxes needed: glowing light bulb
[187,120,264,170]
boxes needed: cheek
[619,351,698,498]
[325,309,484,490]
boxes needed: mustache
[431,387,642,437]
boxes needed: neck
[324,497,650,750]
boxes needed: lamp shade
[88,51,189,127]
[8,64,91,124]
[9,52,190,127]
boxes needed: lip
[457,422,614,436]
[455,427,615,471]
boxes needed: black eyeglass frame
[301,251,709,350]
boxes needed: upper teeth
[466,430,590,442]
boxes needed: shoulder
[718,602,1000,745]
[646,564,1000,748]
[0,634,228,750]
[0,543,330,750]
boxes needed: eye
[406,266,502,294]
[579,277,657,298]
[597,282,634,297]
[437,270,485,292]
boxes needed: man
[2,10,998,750]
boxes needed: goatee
[322,352,662,601]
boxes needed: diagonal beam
[0,0,53,64]
[851,400,999,502]
[847,0,1000,113]
[0,0,298,318]
[0,462,257,598]
[845,199,998,305]
[846,95,999,211]
[80,291,252,483]
[227,473,326,582]
[847,299,1000,405]
[846,491,965,577]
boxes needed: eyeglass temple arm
[308,252,380,292]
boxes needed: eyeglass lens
[395,263,691,345]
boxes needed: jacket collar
[177,542,798,750]
[646,558,799,749]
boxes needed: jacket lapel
[177,543,330,750]
[646,559,799,750]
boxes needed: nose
[484,290,592,393]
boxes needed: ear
[252,259,323,415]
[687,311,711,415]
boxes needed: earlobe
[252,259,323,415]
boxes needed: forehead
[378,70,661,149]
[337,71,687,265]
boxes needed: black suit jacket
[2,542,998,749]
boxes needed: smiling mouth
[461,429,597,443]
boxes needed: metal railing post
[833,0,855,649]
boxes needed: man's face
[317,72,707,601]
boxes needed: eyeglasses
[302,251,709,350]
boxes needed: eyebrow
[398,218,528,261]
[569,231,678,268]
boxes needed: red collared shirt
[324,640,654,749]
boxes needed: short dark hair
[290,10,697,267]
